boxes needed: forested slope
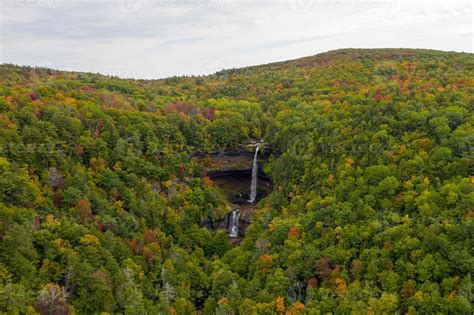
[0,49,473,314]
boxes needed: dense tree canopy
[0,49,473,314]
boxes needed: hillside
[0,49,473,314]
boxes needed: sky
[0,0,472,79]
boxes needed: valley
[0,49,472,314]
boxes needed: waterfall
[228,209,241,237]
[248,145,260,203]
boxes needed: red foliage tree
[315,257,332,280]
[202,108,216,120]
[76,144,84,157]
[53,192,63,209]
[288,226,301,239]
[144,229,158,244]
[94,120,105,139]
[166,102,198,116]
[75,199,93,224]
[307,278,318,288]
[374,88,384,102]
[29,92,39,101]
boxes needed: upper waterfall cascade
[248,145,260,203]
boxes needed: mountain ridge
[1,48,472,81]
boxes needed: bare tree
[35,283,69,315]
[162,282,176,304]
[47,167,62,189]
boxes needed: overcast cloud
[0,0,472,79]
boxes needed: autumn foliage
[0,49,472,314]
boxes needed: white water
[248,145,260,203]
[228,209,241,237]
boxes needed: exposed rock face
[194,142,271,175]
[204,153,256,173]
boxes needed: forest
[0,48,473,314]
